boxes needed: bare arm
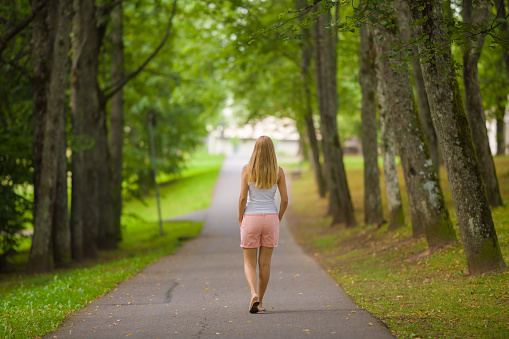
[238,165,249,226]
[277,167,289,222]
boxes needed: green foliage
[0,0,33,270]
[478,35,509,120]
[217,0,362,139]
[118,0,228,195]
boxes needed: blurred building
[207,116,300,157]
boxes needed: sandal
[249,294,260,313]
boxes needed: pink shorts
[240,213,280,248]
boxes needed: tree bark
[376,69,405,231]
[462,0,503,207]
[496,101,505,155]
[31,0,54,257]
[359,24,383,225]
[312,9,356,226]
[28,0,72,273]
[71,0,100,259]
[409,1,506,274]
[70,5,83,262]
[52,127,71,267]
[110,0,124,243]
[394,0,440,179]
[297,6,326,198]
[371,16,456,247]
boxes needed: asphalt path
[47,156,394,338]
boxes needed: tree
[110,1,124,243]
[297,0,326,198]
[359,23,383,225]
[409,1,506,274]
[28,0,72,273]
[374,44,405,231]
[71,0,102,259]
[370,8,456,247]
[462,0,503,207]
[394,0,440,179]
[312,5,356,227]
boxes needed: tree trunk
[28,0,72,273]
[409,1,506,274]
[71,0,100,259]
[359,24,383,225]
[312,9,356,226]
[394,0,440,179]
[376,68,405,231]
[462,0,503,207]
[297,8,326,198]
[496,101,505,155]
[31,0,55,262]
[97,100,116,250]
[304,112,326,198]
[70,2,83,262]
[109,0,124,243]
[312,12,338,217]
[371,15,456,248]
[52,127,71,267]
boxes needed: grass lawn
[0,153,224,338]
[288,155,509,338]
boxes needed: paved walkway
[47,156,394,338]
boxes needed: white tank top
[244,183,278,214]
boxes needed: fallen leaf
[369,323,373,326]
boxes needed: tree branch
[97,0,123,18]
[103,0,178,101]
[0,1,47,55]
[0,56,32,80]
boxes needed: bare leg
[257,246,274,309]
[243,248,258,296]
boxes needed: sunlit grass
[288,156,509,338]
[122,153,224,223]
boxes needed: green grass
[0,152,224,339]
[123,153,224,222]
[288,156,509,338]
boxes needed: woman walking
[238,136,289,313]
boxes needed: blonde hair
[248,136,278,189]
